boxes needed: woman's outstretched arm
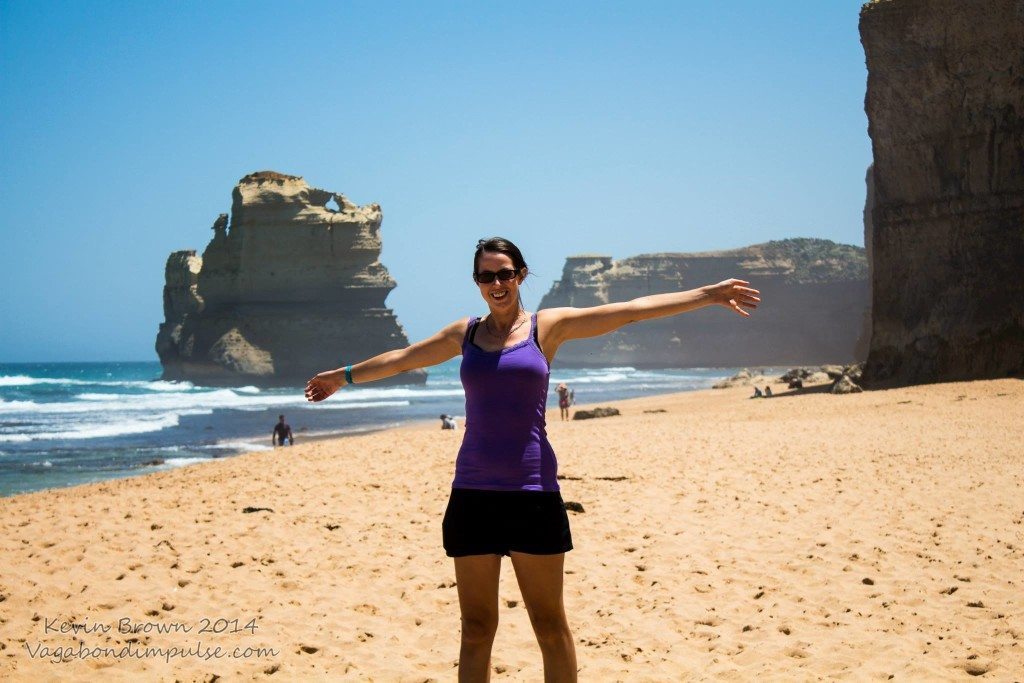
[538,279,760,359]
[304,318,468,402]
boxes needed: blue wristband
[344,365,353,385]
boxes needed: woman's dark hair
[473,237,528,278]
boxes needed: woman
[305,237,760,682]
[555,382,571,421]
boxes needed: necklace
[484,310,527,340]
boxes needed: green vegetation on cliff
[758,238,867,284]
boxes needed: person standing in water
[305,237,760,682]
[555,382,572,421]
[272,414,293,446]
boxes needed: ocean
[0,360,743,498]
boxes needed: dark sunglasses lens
[475,269,517,284]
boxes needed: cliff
[156,171,422,386]
[538,239,869,368]
[853,165,875,362]
[859,0,1024,386]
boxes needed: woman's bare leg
[509,551,577,682]
[454,554,502,682]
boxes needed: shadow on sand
[761,383,837,399]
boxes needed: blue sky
[0,1,871,362]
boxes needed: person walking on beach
[555,382,572,421]
[272,414,293,446]
[305,237,760,682]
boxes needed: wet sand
[1,377,1022,681]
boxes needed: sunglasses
[473,268,520,284]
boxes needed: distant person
[272,414,293,446]
[440,414,457,430]
[765,385,773,398]
[556,382,572,421]
[305,236,760,680]
[751,386,763,399]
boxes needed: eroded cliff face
[156,171,422,386]
[860,0,1024,386]
[853,165,875,362]
[539,239,869,368]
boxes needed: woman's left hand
[707,279,761,317]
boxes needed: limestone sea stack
[538,239,869,368]
[859,0,1024,387]
[156,171,423,386]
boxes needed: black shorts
[442,488,573,557]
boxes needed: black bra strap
[468,317,481,345]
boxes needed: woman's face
[476,251,525,313]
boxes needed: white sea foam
[0,389,417,416]
[0,382,413,442]
[0,375,52,387]
[143,380,195,391]
[628,371,691,380]
[0,411,212,442]
[0,400,39,411]
[291,422,404,439]
[74,389,244,409]
[0,375,196,390]
[1,372,461,399]
[203,440,273,452]
[162,457,214,468]
[551,372,629,384]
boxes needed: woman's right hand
[305,369,346,402]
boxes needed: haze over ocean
[0,1,871,362]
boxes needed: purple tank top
[452,313,560,491]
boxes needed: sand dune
[1,378,1022,681]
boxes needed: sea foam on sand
[1,378,1022,680]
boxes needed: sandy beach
[1,377,1022,681]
